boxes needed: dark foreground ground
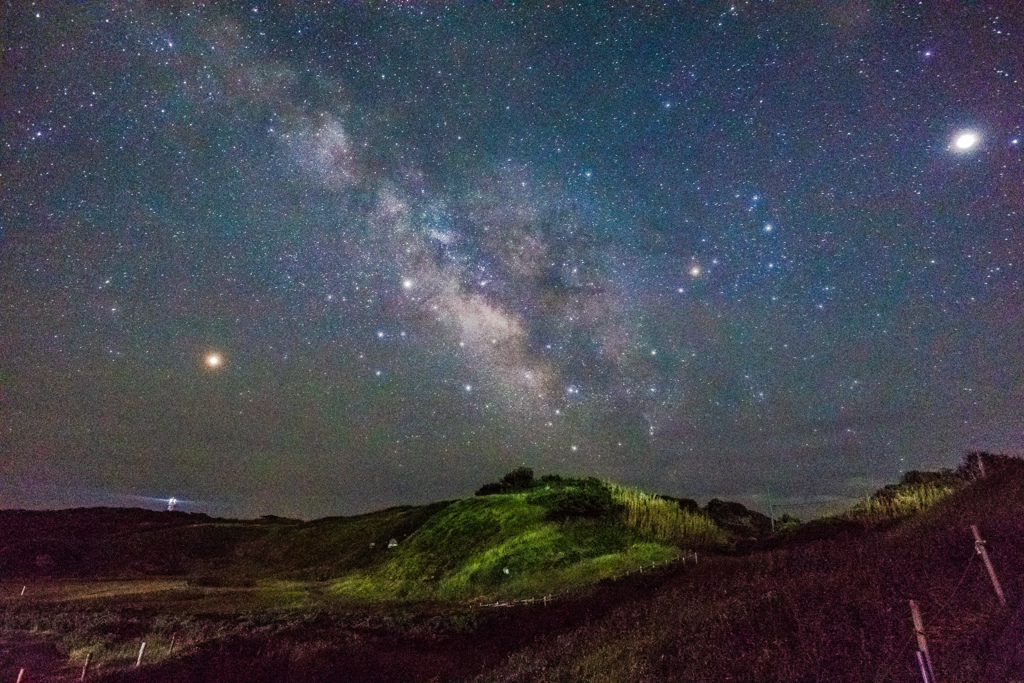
[1,564,688,682]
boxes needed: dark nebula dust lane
[2,2,1023,518]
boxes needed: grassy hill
[332,474,727,600]
[0,471,735,599]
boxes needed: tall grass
[607,485,728,549]
[845,480,960,523]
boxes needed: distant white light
[205,353,222,368]
[954,131,979,150]
[167,497,177,512]
[402,279,413,290]
[764,223,773,232]
[464,384,472,392]
[689,265,701,277]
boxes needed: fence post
[169,633,176,655]
[16,669,24,683]
[136,641,146,667]
[971,525,1007,606]
[915,651,931,683]
[909,600,937,683]
[80,652,91,681]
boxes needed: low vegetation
[845,469,963,524]
[608,484,728,548]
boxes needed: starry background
[2,2,1023,519]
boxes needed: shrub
[899,469,958,486]
[475,467,536,496]
[957,451,1024,478]
[777,513,801,532]
[502,467,535,490]
[544,486,620,522]
[705,498,773,537]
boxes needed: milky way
[2,3,1023,518]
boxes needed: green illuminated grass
[609,485,729,548]
[332,478,726,601]
[845,476,962,524]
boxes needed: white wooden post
[16,669,24,683]
[136,641,146,667]
[20,586,25,596]
[80,652,91,681]
[915,651,931,683]
[971,525,1006,606]
[909,600,937,683]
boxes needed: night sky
[3,2,1023,519]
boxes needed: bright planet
[954,131,979,150]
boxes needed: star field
[2,2,1023,518]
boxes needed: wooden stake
[977,456,986,479]
[80,652,91,681]
[16,669,24,683]
[169,634,176,655]
[915,651,931,683]
[909,600,937,683]
[20,586,25,596]
[136,641,146,667]
[971,525,1006,606]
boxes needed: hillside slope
[478,456,1024,682]
[0,503,452,582]
[0,474,734,600]
[334,484,683,600]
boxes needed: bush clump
[705,498,774,538]
[476,467,536,496]
[544,482,621,522]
